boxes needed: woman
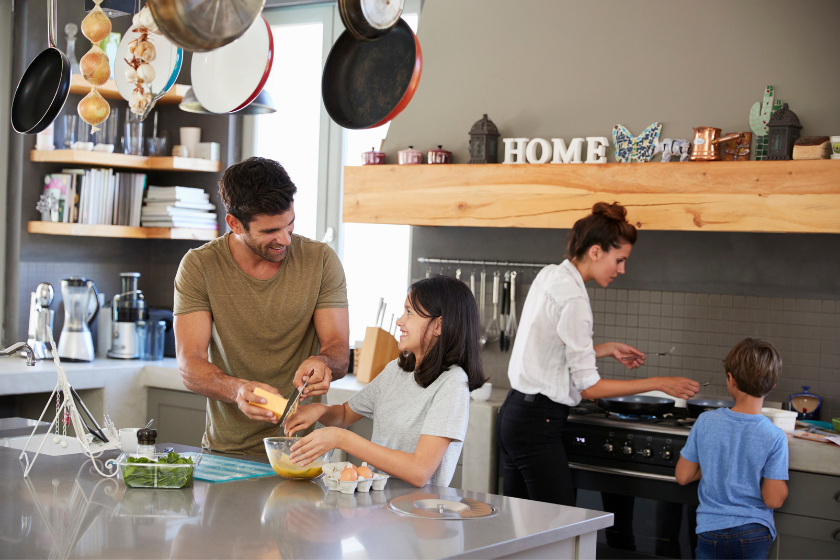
[284,275,486,487]
[497,202,700,506]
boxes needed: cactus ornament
[749,86,776,160]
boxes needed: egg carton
[322,462,390,494]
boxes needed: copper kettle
[689,127,742,161]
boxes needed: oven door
[570,462,699,559]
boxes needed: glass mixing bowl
[264,437,334,480]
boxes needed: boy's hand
[283,403,327,436]
[659,377,700,400]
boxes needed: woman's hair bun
[591,202,628,222]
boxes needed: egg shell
[356,463,373,479]
[323,475,340,491]
[339,465,358,482]
[321,462,353,477]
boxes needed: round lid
[388,493,499,520]
[399,145,421,154]
[137,428,157,444]
[361,0,405,30]
[364,146,384,154]
[428,145,451,154]
[120,272,141,278]
[63,277,90,287]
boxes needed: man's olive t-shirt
[173,232,348,455]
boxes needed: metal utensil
[338,0,405,41]
[479,270,487,347]
[279,382,308,431]
[144,419,154,429]
[499,272,509,352]
[148,0,266,52]
[620,346,676,360]
[505,271,518,350]
[485,271,501,343]
[470,270,476,300]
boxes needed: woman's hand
[290,427,346,466]
[283,403,326,436]
[658,376,700,400]
[595,342,646,369]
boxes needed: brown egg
[356,463,373,479]
[339,465,358,482]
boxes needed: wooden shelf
[342,160,840,233]
[31,150,221,172]
[69,74,190,105]
[27,221,218,241]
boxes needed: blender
[108,272,147,359]
[57,277,100,362]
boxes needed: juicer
[108,272,147,359]
[57,277,100,362]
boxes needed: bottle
[136,428,157,459]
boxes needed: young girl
[283,275,486,487]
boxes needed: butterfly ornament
[612,123,663,163]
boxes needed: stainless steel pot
[148,0,266,52]
[339,0,405,41]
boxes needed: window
[244,3,422,345]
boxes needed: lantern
[469,114,500,164]
[766,103,802,161]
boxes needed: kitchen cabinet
[342,160,840,233]
[146,388,207,447]
[770,471,840,559]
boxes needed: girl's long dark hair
[397,276,487,391]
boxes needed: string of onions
[77,0,111,132]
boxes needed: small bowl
[264,437,333,480]
[832,418,840,433]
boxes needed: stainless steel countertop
[0,443,613,559]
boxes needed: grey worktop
[0,443,613,559]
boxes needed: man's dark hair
[218,157,297,230]
[397,275,488,392]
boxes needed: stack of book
[140,186,218,230]
[41,169,147,226]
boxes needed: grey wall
[4,1,239,343]
[392,0,840,408]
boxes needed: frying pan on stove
[321,18,422,129]
[599,396,676,416]
[11,0,71,135]
[686,398,735,417]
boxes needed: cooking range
[563,401,699,559]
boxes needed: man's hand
[293,357,333,398]
[289,427,345,466]
[235,381,283,423]
[283,403,327,436]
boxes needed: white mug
[471,382,493,402]
[119,428,139,453]
[179,127,201,158]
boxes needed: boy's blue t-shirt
[680,407,789,538]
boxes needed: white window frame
[242,0,422,255]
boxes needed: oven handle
[568,462,679,483]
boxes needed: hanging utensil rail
[417,258,549,269]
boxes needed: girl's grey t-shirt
[347,360,470,486]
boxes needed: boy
[676,338,789,560]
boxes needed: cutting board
[194,454,277,483]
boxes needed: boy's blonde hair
[724,338,782,398]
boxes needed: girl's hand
[283,403,326,436]
[289,427,345,466]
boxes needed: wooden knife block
[356,326,400,384]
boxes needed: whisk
[504,271,518,350]
[485,271,501,343]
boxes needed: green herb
[123,452,195,488]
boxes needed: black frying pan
[11,0,71,135]
[600,396,676,416]
[686,398,735,417]
[322,18,422,130]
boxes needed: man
[173,157,349,455]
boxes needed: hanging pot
[11,0,71,135]
[321,18,422,130]
[147,0,266,52]
[338,0,405,41]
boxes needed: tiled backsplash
[17,261,180,346]
[477,281,840,421]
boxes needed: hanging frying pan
[322,18,421,130]
[191,15,273,114]
[339,0,405,41]
[11,0,71,135]
[148,0,266,52]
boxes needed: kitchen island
[0,443,613,559]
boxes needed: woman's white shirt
[507,259,600,406]
[347,360,470,486]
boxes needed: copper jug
[689,127,742,161]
